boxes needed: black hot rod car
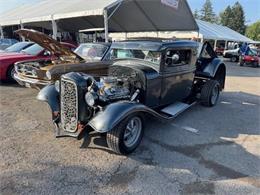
[38,40,226,155]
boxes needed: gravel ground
[0,61,260,195]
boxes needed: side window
[165,49,191,69]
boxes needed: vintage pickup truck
[14,29,111,89]
[38,40,226,155]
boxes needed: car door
[160,48,196,106]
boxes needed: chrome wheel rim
[123,117,142,148]
[211,85,219,104]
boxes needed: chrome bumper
[14,73,53,89]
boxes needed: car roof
[79,42,111,46]
[110,40,198,51]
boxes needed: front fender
[88,101,167,133]
[37,84,59,112]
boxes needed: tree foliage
[193,9,200,20]
[246,21,260,41]
[199,0,217,23]
[231,2,246,34]
[219,2,246,34]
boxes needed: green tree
[193,9,200,20]
[200,0,217,23]
[219,6,233,27]
[231,2,246,34]
[246,21,260,41]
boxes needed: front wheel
[200,80,220,107]
[106,114,144,155]
[7,65,16,82]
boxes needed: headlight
[46,71,51,80]
[85,92,97,107]
[55,80,60,92]
[32,69,37,77]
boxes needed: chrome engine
[95,76,130,102]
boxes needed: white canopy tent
[0,0,198,42]
[196,20,252,43]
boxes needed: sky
[0,0,259,24]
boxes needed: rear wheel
[253,61,259,68]
[200,80,220,107]
[106,114,144,155]
[231,56,238,62]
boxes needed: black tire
[231,56,238,62]
[253,61,259,68]
[240,61,244,66]
[6,65,15,82]
[106,114,144,155]
[201,80,220,107]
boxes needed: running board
[161,102,196,118]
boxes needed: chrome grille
[60,78,78,132]
[15,62,39,78]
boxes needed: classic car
[0,38,18,50]
[38,40,226,155]
[240,48,260,67]
[0,38,76,82]
[0,41,34,53]
[14,29,111,89]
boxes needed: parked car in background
[223,48,240,62]
[215,47,225,56]
[38,40,226,155]
[0,42,34,53]
[240,48,260,67]
[0,38,18,50]
[14,29,111,89]
[0,40,76,81]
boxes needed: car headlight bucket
[55,80,60,92]
[85,92,97,107]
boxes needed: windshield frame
[105,47,162,66]
[74,43,110,62]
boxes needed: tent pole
[20,20,25,41]
[51,15,58,40]
[224,40,228,50]
[0,25,4,39]
[214,40,217,50]
[104,9,109,43]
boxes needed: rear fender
[37,84,59,113]
[198,58,226,89]
[88,101,169,133]
[202,58,223,77]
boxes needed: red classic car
[0,39,76,81]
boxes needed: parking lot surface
[0,61,260,195]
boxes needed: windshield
[108,48,161,65]
[21,44,44,56]
[5,42,31,52]
[75,44,108,61]
[249,49,258,56]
